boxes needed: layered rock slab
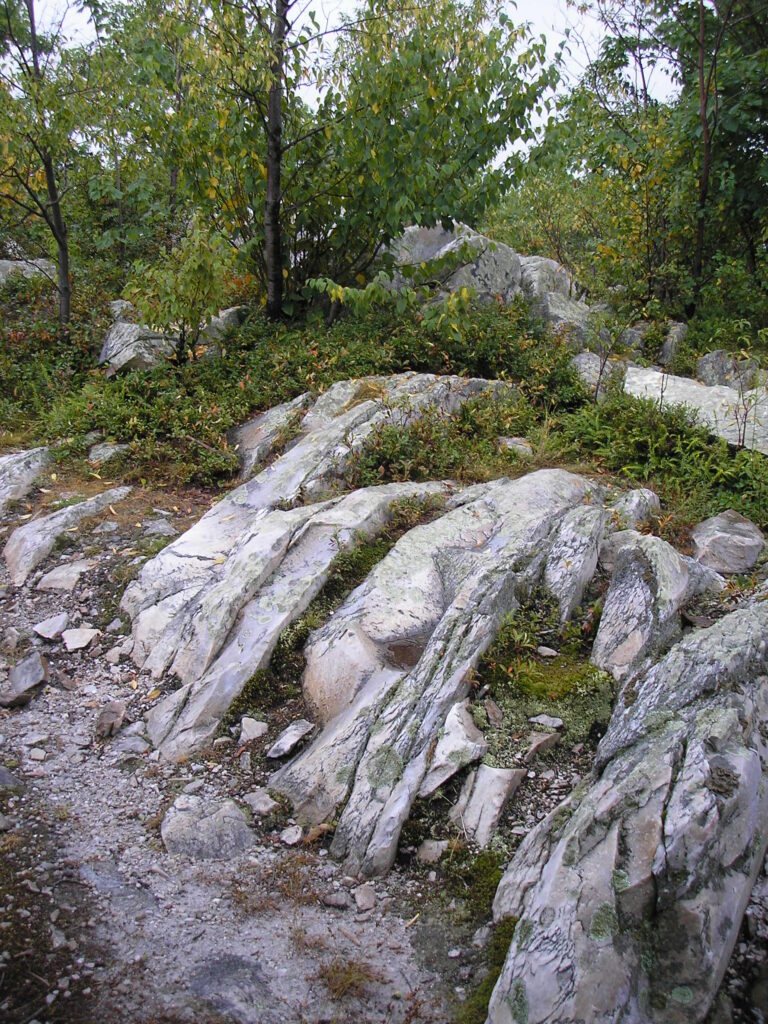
[488,600,768,1024]
[3,486,132,585]
[271,470,604,877]
[624,366,768,455]
[0,447,50,516]
[123,372,506,634]
[142,481,452,760]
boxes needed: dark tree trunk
[26,0,71,335]
[265,0,288,320]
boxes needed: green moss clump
[589,902,619,941]
[454,916,519,1024]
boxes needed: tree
[179,0,553,319]
[0,0,94,332]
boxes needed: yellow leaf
[355,273,366,285]
[282,268,289,279]
[147,688,162,701]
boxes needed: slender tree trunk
[265,0,288,320]
[26,0,70,334]
[691,0,711,305]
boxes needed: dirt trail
[0,483,452,1024]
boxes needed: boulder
[200,305,248,343]
[108,299,134,321]
[691,509,764,574]
[591,533,723,682]
[227,393,312,479]
[658,320,688,366]
[0,258,55,286]
[619,321,652,351]
[3,486,132,585]
[519,255,575,300]
[390,223,522,304]
[161,795,255,860]
[532,291,594,348]
[697,349,758,390]
[624,367,768,456]
[0,447,50,516]
[99,321,175,374]
[569,352,627,397]
[488,600,768,1024]
[0,651,49,707]
[88,442,129,465]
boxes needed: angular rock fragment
[449,765,526,847]
[33,611,69,639]
[0,447,50,516]
[36,558,96,592]
[658,320,688,366]
[691,509,764,574]
[161,795,255,860]
[696,348,758,389]
[271,470,601,876]
[239,717,268,744]
[266,720,314,759]
[592,533,723,682]
[242,788,279,816]
[0,257,55,286]
[4,485,131,585]
[524,731,560,762]
[94,701,126,740]
[62,627,100,652]
[0,766,24,792]
[418,700,487,797]
[488,600,768,1024]
[0,651,49,707]
[608,487,661,530]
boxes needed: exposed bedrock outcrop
[487,599,768,1024]
[0,447,50,517]
[271,469,606,877]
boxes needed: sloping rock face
[624,366,768,456]
[488,600,768,1024]
[141,481,452,760]
[271,470,606,876]
[227,393,312,478]
[0,447,50,516]
[4,486,132,585]
[125,373,512,759]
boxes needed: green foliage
[455,917,519,1024]
[552,391,768,530]
[124,221,235,363]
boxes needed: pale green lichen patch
[367,746,404,788]
[589,902,619,941]
[611,868,630,893]
[507,979,529,1024]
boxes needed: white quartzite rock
[624,366,768,456]
[591,532,723,682]
[449,765,526,847]
[3,485,131,585]
[271,470,602,877]
[0,651,49,707]
[691,509,764,574]
[161,795,254,860]
[418,700,488,798]
[0,447,50,516]
[488,600,768,1024]
[227,392,312,479]
[99,321,174,374]
[544,505,606,623]
[36,558,96,592]
[266,720,314,759]
[33,611,69,639]
[62,627,100,652]
[0,258,55,285]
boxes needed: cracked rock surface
[488,598,768,1024]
